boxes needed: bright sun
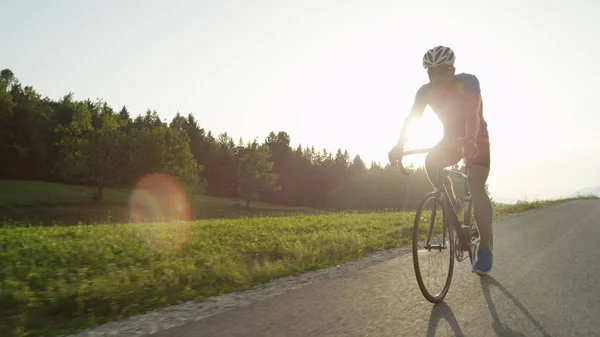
[402,107,444,167]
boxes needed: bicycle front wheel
[412,192,455,303]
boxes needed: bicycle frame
[438,164,476,261]
[398,147,477,263]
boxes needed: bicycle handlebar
[402,148,433,156]
[394,148,432,176]
[393,145,473,176]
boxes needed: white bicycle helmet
[422,46,456,69]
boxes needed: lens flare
[129,173,194,254]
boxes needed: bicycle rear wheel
[412,192,455,303]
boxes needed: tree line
[0,68,483,211]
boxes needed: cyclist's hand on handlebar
[388,144,404,169]
[461,138,479,159]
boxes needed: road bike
[396,146,492,303]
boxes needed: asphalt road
[154,199,600,337]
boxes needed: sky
[2,0,599,201]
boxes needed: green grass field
[0,180,320,226]
[1,192,597,336]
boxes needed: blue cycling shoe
[473,246,493,275]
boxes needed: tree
[202,132,238,197]
[122,124,206,194]
[237,140,280,207]
[0,71,17,178]
[349,154,367,176]
[263,131,293,204]
[54,100,121,202]
[0,69,16,88]
[162,127,206,194]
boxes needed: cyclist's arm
[462,75,482,140]
[397,88,428,146]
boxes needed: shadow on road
[480,275,552,337]
[426,301,464,337]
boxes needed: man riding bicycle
[388,45,493,275]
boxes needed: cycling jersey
[414,73,489,140]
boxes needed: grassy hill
[0,180,320,226]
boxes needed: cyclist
[388,45,493,275]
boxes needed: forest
[0,68,485,215]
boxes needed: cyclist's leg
[425,140,461,203]
[468,137,492,250]
[470,136,493,274]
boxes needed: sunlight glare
[403,107,444,167]
[128,173,194,254]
